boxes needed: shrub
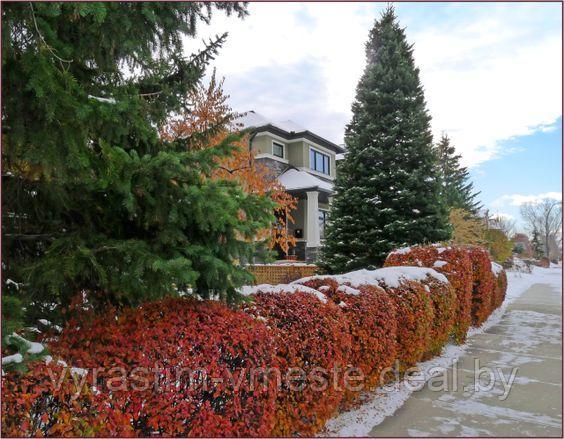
[385,245,473,343]
[485,228,513,263]
[296,267,442,370]
[418,276,457,359]
[380,278,434,370]
[491,262,508,309]
[449,208,486,245]
[240,286,351,436]
[52,298,279,437]
[466,246,495,326]
[434,246,474,342]
[1,362,133,437]
[539,257,550,268]
[294,277,398,402]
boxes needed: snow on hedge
[238,283,327,303]
[336,285,361,296]
[38,319,63,333]
[294,266,449,289]
[390,243,452,257]
[389,246,412,255]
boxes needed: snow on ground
[491,262,504,275]
[323,266,562,436]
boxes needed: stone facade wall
[255,157,288,178]
[287,242,321,264]
[305,246,319,264]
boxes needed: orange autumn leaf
[162,71,297,254]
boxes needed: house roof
[237,111,307,133]
[236,111,345,154]
[277,168,334,193]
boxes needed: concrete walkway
[370,282,562,437]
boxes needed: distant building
[237,111,345,262]
[512,233,533,258]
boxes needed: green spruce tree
[531,229,544,259]
[435,133,481,214]
[322,6,450,272]
[2,2,274,329]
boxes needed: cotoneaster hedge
[492,262,508,309]
[1,361,133,437]
[293,277,398,402]
[378,278,434,369]
[240,286,351,437]
[434,246,474,342]
[467,246,495,325]
[52,298,279,437]
[386,244,502,329]
[418,276,457,359]
[3,246,508,438]
[385,245,473,343]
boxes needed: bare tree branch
[520,199,562,258]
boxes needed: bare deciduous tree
[490,215,516,237]
[520,199,562,258]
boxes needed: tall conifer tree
[322,6,450,272]
[435,133,481,214]
[2,2,274,326]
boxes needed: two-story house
[237,111,345,262]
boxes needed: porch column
[306,190,320,247]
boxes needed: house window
[319,210,328,240]
[272,141,284,158]
[310,148,330,175]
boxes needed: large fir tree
[2,2,274,327]
[322,6,450,273]
[435,133,481,214]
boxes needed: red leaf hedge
[4,245,508,438]
[418,276,457,359]
[466,246,495,326]
[378,278,434,370]
[294,267,445,371]
[433,246,474,342]
[492,262,508,309]
[240,286,351,436]
[293,277,398,402]
[385,245,473,343]
[51,298,279,437]
[1,362,133,437]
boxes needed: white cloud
[491,191,562,208]
[410,7,562,167]
[185,2,375,143]
[491,212,515,221]
[186,3,562,166]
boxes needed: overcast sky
[186,2,562,230]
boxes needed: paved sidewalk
[370,282,562,437]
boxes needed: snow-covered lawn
[323,266,562,436]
